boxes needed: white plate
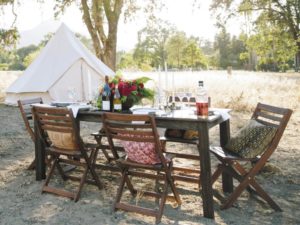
[51,101,78,107]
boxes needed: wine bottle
[101,76,111,111]
[102,92,110,111]
[196,81,209,116]
[113,86,122,112]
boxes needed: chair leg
[95,135,112,162]
[249,179,282,211]
[166,170,181,205]
[74,164,89,202]
[56,159,67,181]
[42,156,58,190]
[83,150,103,190]
[113,169,128,211]
[221,175,252,209]
[232,161,282,211]
[211,164,223,184]
[156,174,168,224]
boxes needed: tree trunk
[295,42,300,72]
[81,0,123,72]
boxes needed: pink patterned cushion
[120,134,161,165]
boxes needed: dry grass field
[0,70,299,224]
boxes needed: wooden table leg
[219,119,233,193]
[34,118,46,181]
[198,122,214,219]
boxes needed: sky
[1,0,243,51]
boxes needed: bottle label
[114,104,122,110]
[102,100,110,111]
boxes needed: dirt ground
[0,103,299,225]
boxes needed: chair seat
[210,146,259,162]
[48,143,97,156]
[117,153,175,170]
[47,147,82,156]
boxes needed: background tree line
[0,21,296,72]
[1,0,299,72]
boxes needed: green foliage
[210,0,300,70]
[244,13,297,72]
[214,27,246,69]
[166,31,186,68]
[117,51,138,70]
[182,37,208,69]
[133,18,175,70]
[23,49,41,68]
[133,21,209,71]
[109,75,154,104]
[0,63,9,70]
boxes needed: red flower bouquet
[109,75,154,107]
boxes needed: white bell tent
[5,23,114,105]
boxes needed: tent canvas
[5,23,114,105]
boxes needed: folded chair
[18,97,43,170]
[210,102,292,211]
[102,112,181,224]
[32,106,103,202]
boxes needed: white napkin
[210,108,231,121]
[67,104,91,118]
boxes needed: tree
[55,0,161,71]
[182,37,208,69]
[0,0,18,51]
[117,51,137,70]
[210,0,300,71]
[166,31,187,68]
[245,17,297,71]
[230,35,247,69]
[133,18,175,70]
[214,27,231,69]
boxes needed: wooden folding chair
[32,106,103,202]
[102,112,181,224]
[210,102,292,211]
[18,97,43,170]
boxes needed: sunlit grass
[124,70,300,112]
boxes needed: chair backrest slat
[39,114,72,122]
[255,118,280,128]
[41,125,73,133]
[256,111,283,122]
[252,102,293,153]
[18,97,43,142]
[40,120,73,128]
[32,106,80,151]
[106,120,152,129]
[107,127,154,137]
[18,98,43,105]
[103,112,166,165]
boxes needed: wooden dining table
[34,108,233,219]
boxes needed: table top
[77,108,229,130]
